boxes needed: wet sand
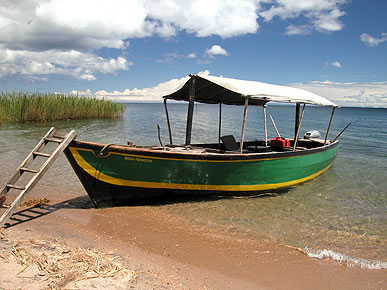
[1,187,386,289]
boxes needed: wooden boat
[64,74,340,207]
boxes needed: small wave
[304,247,387,270]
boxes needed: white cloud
[261,0,347,33]
[0,0,350,81]
[311,8,345,32]
[95,76,190,101]
[145,0,259,38]
[290,81,387,108]
[0,0,260,51]
[360,32,387,47]
[187,53,197,59]
[330,61,342,68]
[205,45,230,57]
[71,71,387,108]
[0,0,260,80]
[72,70,211,101]
[0,49,132,80]
[285,24,312,35]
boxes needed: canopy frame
[161,74,339,149]
[163,74,338,108]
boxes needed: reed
[0,92,125,123]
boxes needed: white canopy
[163,74,338,107]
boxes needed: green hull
[64,140,339,207]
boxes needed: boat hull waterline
[64,140,339,207]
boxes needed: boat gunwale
[67,139,339,161]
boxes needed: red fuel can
[270,137,290,149]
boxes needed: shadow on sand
[4,188,289,228]
[4,195,94,229]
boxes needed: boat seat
[220,135,239,151]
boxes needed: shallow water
[0,103,386,269]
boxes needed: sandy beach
[0,185,385,290]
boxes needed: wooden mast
[185,75,196,145]
[240,97,249,154]
[324,107,336,145]
[218,103,222,145]
[163,98,173,145]
[263,105,268,146]
[294,103,300,140]
[293,104,306,150]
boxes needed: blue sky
[0,0,386,107]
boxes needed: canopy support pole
[185,76,196,145]
[294,103,300,140]
[263,105,268,146]
[163,98,173,145]
[324,107,336,145]
[240,98,249,154]
[270,114,281,137]
[218,103,222,145]
[293,104,306,150]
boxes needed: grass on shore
[0,92,125,123]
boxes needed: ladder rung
[20,167,39,173]
[33,151,51,157]
[53,132,67,139]
[44,137,63,143]
[6,184,26,190]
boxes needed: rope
[98,144,114,157]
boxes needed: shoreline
[1,188,386,289]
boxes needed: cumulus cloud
[0,49,132,80]
[290,80,387,108]
[71,71,387,108]
[285,25,312,35]
[330,61,342,68]
[0,0,261,50]
[71,70,211,101]
[0,0,349,81]
[360,32,387,47]
[144,0,259,38]
[0,0,260,80]
[205,45,230,57]
[187,53,197,59]
[261,0,347,33]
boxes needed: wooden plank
[53,131,67,139]
[33,151,51,157]
[44,137,63,143]
[6,184,25,190]
[20,167,39,173]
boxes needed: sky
[0,0,386,107]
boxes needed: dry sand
[1,189,386,289]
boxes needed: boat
[64,74,340,207]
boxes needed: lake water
[0,103,386,269]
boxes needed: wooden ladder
[0,127,77,228]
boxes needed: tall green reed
[0,92,125,123]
